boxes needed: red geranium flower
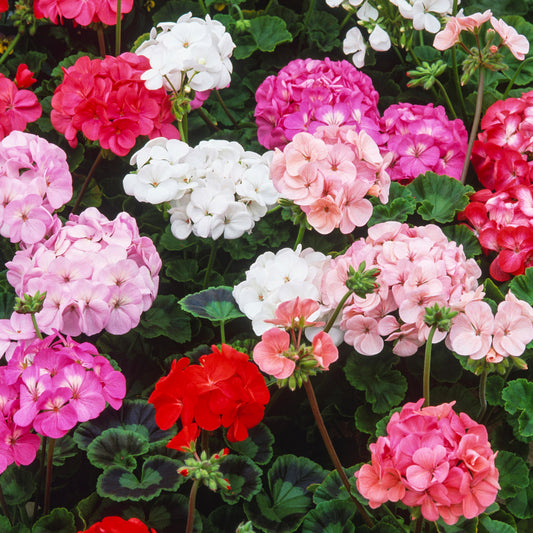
[79,516,156,533]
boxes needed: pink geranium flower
[490,17,530,60]
[253,328,295,379]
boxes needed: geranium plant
[0,1,532,532]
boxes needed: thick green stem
[31,313,43,340]
[303,0,316,29]
[43,439,56,516]
[460,68,485,184]
[478,363,488,421]
[323,290,352,334]
[115,0,122,55]
[0,32,21,67]
[198,0,207,15]
[195,107,220,131]
[423,325,437,407]
[304,379,374,528]
[185,479,199,533]
[72,150,104,214]
[293,222,306,250]
[219,321,226,344]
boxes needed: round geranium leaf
[0,464,37,506]
[312,466,358,505]
[32,507,76,533]
[226,423,274,465]
[301,500,355,533]
[86,427,150,471]
[219,455,263,504]
[96,455,184,502]
[244,454,326,533]
[179,286,244,323]
[73,400,175,451]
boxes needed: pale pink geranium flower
[490,17,530,60]
[492,299,533,357]
[304,196,342,234]
[447,300,494,359]
[253,327,295,379]
[433,10,492,50]
[312,331,338,370]
[343,315,383,356]
[284,132,328,175]
[2,194,53,245]
[265,297,323,330]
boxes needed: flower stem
[381,504,409,532]
[434,78,457,119]
[323,290,352,334]
[202,241,218,289]
[460,67,485,184]
[43,439,56,516]
[303,379,374,528]
[31,313,43,340]
[219,321,226,344]
[423,325,437,407]
[0,32,21,67]
[115,0,122,55]
[415,515,424,533]
[502,57,533,99]
[293,222,306,250]
[215,90,238,126]
[195,107,220,131]
[478,362,488,421]
[96,24,106,57]
[185,479,199,533]
[72,150,104,214]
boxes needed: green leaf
[32,508,76,533]
[244,454,326,533]
[301,500,355,533]
[151,0,202,24]
[219,454,263,504]
[137,294,191,343]
[312,466,358,505]
[233,34,259,60]
[354,405,382,436]
[73,400,175,451]
[165,258,199,283]
[344,354,407,413]
[368,182,417,226]
[179,286,244,323]
[248,16,293,53]
[484,278,506,304]
[407,173,474,224]
[486,375,505,407]
[412,45,441,62]
[510,267,533,305]
[495,450,529,499]
[432,383,479,419]
[87,428,150,471]
[480,516,517,533]
[0,516,30,533]
[306,10,341,52]
[502,379,533,439]
[227,423,274,465]
[97,455,183,502]
[0,291,15,319]
[441,224,482,258]
[0,464,37,505]
[508,469,533,519]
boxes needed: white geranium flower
[343,27,367,68]
[357,1,379,21]
[369,25,391,51]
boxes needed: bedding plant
[1,0,533,532]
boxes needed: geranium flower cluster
[0,131,72,246]
[254,57,381,150]
[380,103,468,183]
[124,137,278,240]
[253,298,338,387]
[149,344,270,449]
[233,245,330,336]
[391,0,455,33]
[1,208,161,352]
[135,12,235,93]
[320,221,482,356]
[51,53,179,157]
[461,91,533,281]
[355,399,499,524]
[0,67,41,139]
[471,91,533,191]
[270,125,391,234]
[446,291,533,363]
[79,517,156,533]
[0,334,126,475]
[34,0,133,26]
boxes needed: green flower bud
[345,262,380,298]
[14,291,47,314]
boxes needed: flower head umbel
[149,344,269,450]
[78,516,156,533]
[253,297,338,390]
[355,399,500,525]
